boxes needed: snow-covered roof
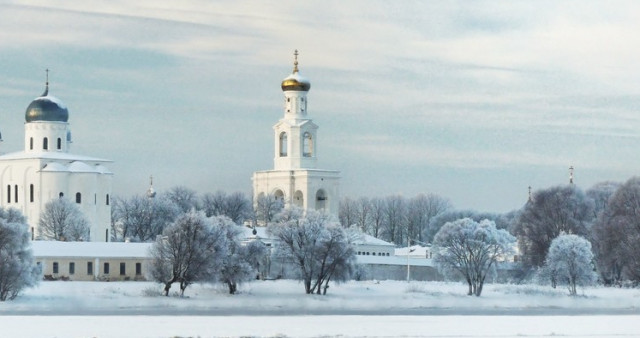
[31,241,152,259]
[356,254,435,267]
[353,234,395,247]
[395,245,431,258]
[0,151,111,163]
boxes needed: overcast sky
[1,1,640,213]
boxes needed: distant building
[252,51,340,217]
[0,78,113,241]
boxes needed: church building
[0,76,112,241]
[252,51,340,216]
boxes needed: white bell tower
[253,51,340,217]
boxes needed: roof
[0,151,111,163]
[395,245,431,257]
[31,241,153,259]
[353,234,395,247]
[356,254,435,267]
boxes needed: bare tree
[149,211,227,296]
[354,197,371,233]
[0,208,39,301]
[255,193,284,224]
[38,198,90,241]
[406,193,451,243]
[433,218,515,296]
[111,195,181,242]
[201,191,251,224]
[592,177,640,284]
[586,181,620,220]
[513,185,594,268]
[381,195,406,244]
[165,186,199,213]
[369,197,385,239]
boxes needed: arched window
[30,184,34,203]
[14,185,18,203]
[279,132,288,157]
[59,192,64,198]
[57,138,62,150]
[293,190,304,208]
[75,192,81,204]
[303,132,313,157]
[43,137,48,150]
[7,185,10,203]
[106,194,110,206]
[30,137,33,150]
[316,189,327,210]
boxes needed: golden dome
[281,50,311,92]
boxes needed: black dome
[25,90,69,123]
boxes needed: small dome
[25,87,69,123]
[281,72,311,92]
[281,49,311,92]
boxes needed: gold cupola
[281,50,311,92]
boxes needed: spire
[42,68,49,97]
[146,175,156,198]
[293,49,299,73]
[569,166,574,185]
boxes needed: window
[43,137,48,150]
[6,185,10,203]
[29,137,33,150]
[105,229,109,242]
[303,132,313,157]
[69,262,75,275]
[106,194,110,206]
[94,194,97,204]
[53,262,59,274]
[14,185,18,203]
[120,262,126,276]
[136,263,142,276]
[279,132,288,157]
[87,262,93,275]
[59,192,64,198]
[103,262,110,274]
[76,192,81,204]
[57,138,61,150]
[30,184,34,203]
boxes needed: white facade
[253,52,340,216]
[0,84,113,241]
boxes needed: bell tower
[253,51,340,218]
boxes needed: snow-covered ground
[1,280,640,337]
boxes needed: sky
[1,1,640,213]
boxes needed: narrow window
[120,263,126,276]
[303,132,313,157]
[135,263,142,276]
[94,194,97,204]
[30,184,34,203]
[106,194,110,205]
[7,185,10,203]
[104,262,110,274]
[76,192,81,204]
[30,137,33,150]
[57,137,62,150]
[53,262,59,274]
[14,185,18,203]
[43,137,48,150]
[87,262,93,275]
[31,227,34,241]
[279,132,288,157]
[105,229,109,242]
[69,262,75,275]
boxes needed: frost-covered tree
[513,185,594,268]
[591,177,640,284]
[433,218,515,297]
[214,216,257,294]
[541,234,596,295]
[425,210,501,244]
[38,198,90,241]
[111,195,181,242]
[165,186,199,213]
[149,211,227,296]
[0,208,39,301]
[201,191,252,224]
[268,207,356,295]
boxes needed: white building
[252,51,340,216]
[0,80,113,241]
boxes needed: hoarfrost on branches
[0,207,39,301]
[540,234,596,295]
[433,218,515,297]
